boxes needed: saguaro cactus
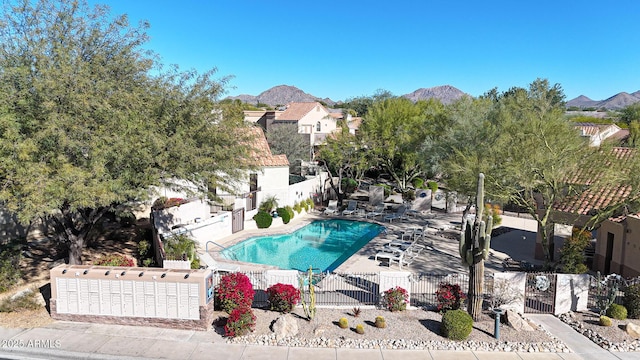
[459,173,493,320]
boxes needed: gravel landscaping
[222,307,570,352]
[558,311,640,351]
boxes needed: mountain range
[565,91,640,110]
[226,84,467,108]
[227,85,640,110]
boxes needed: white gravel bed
[558,311,640,351]
[219,308,569,352]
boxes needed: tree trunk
[67,235,85,265]
[467,260,485,321]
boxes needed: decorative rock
[271,314,299,340]
[505,310,535,331]
[625,323,640,339]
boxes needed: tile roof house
[575,123,628,146]
[275,102,338,148]
[535,147,640,277]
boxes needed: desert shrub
[253,210,273,228]
[436,283,466,313]
[338,317,348,328]
[341,178,358,194]
[441,309,473,341]
[305,198,314,209]
[355,324,365,334]
[137,240,150,258]
[95,254,135,267]
[224,306,256,337]
[293,202,302,214]
[402,189,415,202]
[484,203,503,227]
[599,315,612,326]
[286,206,294,220]
[0,287,42,312]
[215,272,255,314]
[300,201,308,212]
[164,234,199,268]
[374,316,386,328]
[352,306,361,317]
[558,227,590,274]
[382,286,408,312]
[276,207,291,224]
[266,283,300,313]
[411,177,424,189]
[623,283,640,319]
[258,195,278,213]
[606,303,628,320]
[0,246,22,293]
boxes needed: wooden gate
[524,273,557,314]
[231,208,244,234]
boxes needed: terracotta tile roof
[277,102,325,121]
[556,147,637,215]
[348,117,362,130]
[246,126,289,167]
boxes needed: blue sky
[96,1,639,102]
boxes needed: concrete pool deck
[205,207,550,275]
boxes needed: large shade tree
[0,0,255,264]
[435,79,639,264]
[360,97,444,192]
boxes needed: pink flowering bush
[382,286,409,312]
[266,283,300,313]
[436,282,466,313]
[224,306,256,337]
[95,254,135,267]
[215,272,255,314]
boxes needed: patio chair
[199,252,240,273]
[342,200,358,216]
[365,204,385,219]
[400,244,425,267]
[323,200,339,215]
[384,205,407,223]
[374,248,405,268]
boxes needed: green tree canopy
[0,0,255,264]
[360,97,444,192]
[266,123,310,173]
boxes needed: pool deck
[206,207,546,275]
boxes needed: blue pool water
[221,219,384,272]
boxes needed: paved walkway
[2,315,639,360]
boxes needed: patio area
[205,201,545,276]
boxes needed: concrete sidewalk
[2,316,633,360]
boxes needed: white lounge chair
[324,200,339,215]
[199,252,239,273]
[342,200,358,215]
[384,205,407,223]
[365,204,385,219]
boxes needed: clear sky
[94,0,640,102]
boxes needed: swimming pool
[221,219,384,272]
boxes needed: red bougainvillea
[223,306,256,337]
[266,283,300,313]
[215,272,255,313]
[436,282,466,312]
[382,286,409,312]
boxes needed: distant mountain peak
[567,91,640,110]
[401,85,467,104]
[227,85,335,107]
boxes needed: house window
[316,121,321,132]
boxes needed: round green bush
[441,309,473,341]
[253,210,273,228]
[606,303,628,320]
[411,177,424,189]
[599,315,612,326]
[276,207,291,224]
[623,283,640,319]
